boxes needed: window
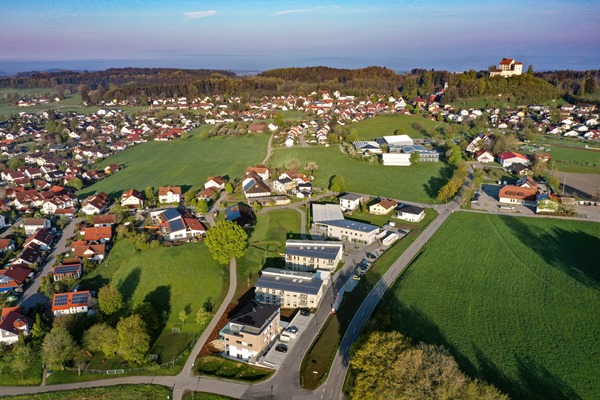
[236,340,242,344]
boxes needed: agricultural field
[236,209,301,297]
[350,114,443,140]
[80,239,228,363]
[4,385,171,400]
[270,146,450,204]
[80,130,269,198]
[378,213,600,399]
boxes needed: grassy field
[4,385,171,400]
[80,129,269,198]
[349,114,442,140]
[299,209,438,389]
[236,209,301,297]
[80,239,228,363]
[194,355,273,382]
[378,213,600,399]
[270,146,449,204]
[0,359,43,386]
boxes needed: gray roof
[231,302,279,334]
[286,240,342,260]
[319,219,379,233]
[312,203,343,223]
[256,268,323,295]
[339,193,362,201]
[398,204,425,215]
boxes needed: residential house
[284,240,343,271]
[497,151,530,168]
[52,259,82,282]
[14,247,41,265]
[499,185,538,206]
[255,268,330,309]
[22,218,51,236]
[92,214,118,227]
[158,186,182,204]
[394,204,426,222]
[219,302,281,361]
[73,244,106,261]
[153,208,206,241]
[339,193,362,212]
[121,189,145,209]
[0,307,33,344]
[204,177,226,191]
[23,228,55,251]
[84,226,112,243]
[0,265,31,293]
[225,203,255,228]
[369,198,398,215]
[52,291,93,316]
[0,239,15,254]
[81,192,112,215]
[242,175,271,199]
[474,149,495,163]
[246,165,270,180]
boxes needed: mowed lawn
[270,146,449,203]
[80,240,227,363]
[381,213,600,399]
[350,114,443,140]
[3,384,171,400]
[80,130,269,198]
[236,209,301,297]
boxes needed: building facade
[284,240,343,271]
[254,268,329,308]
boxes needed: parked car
[275,343,288,353]
[287,326,299,335]
[366,252,377,260]
[300,308,310,317]
[352,274,361,281]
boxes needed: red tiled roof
[499,185,537,201]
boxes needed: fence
[63,331,203,375]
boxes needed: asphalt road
[19,217,83,310]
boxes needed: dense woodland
[0,66,598,106]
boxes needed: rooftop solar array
[161,208,181,221]
[54,265,81,275]
[168,218,185,232]
[71,292,89,305]
[54,293,69,306]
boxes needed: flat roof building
[255,268,330,309]
[285,240,343,271]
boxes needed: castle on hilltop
[490,58,523,77]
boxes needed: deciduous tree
[117,315,150,364]
[41,328,78,370]
[83,323,118,356]
[329,175,346,193]
[98,285,123,316]
[205,220,248,264]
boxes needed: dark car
[366,252,377,260]
[300,308,310,317]
[275,343,288,353]
[287,326,299,334]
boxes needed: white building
[284,240,343,271]
[254,268,330,308]
[394,204,425,222]
[0,307,32,345]
[51,291,93,316]
[339,193,362,212]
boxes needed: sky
[1,0,599,74]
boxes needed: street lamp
[313,370,318,380]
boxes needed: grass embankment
[377,213,600,399]
[270,146,449,204]
[194,355,273,382]
[4,384,170,400]
[80,239,227,364]
[299,209,438,389]
[0,359,43,386]
[80,131,269,198]
[350,114,443,140]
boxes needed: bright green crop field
[379,212,600,399]
[80,129,269,198]
[270,146,450,204]
[349,114,443,140]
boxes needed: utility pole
[562,173,567,196]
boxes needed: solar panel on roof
[54,265,81,275]
[54,294,69,306]
[71,293,89,305]
[169,218,185,232]
[162,208,181,221]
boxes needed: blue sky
[1,0,599,72]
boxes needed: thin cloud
[183,10,217,19]
[272,9,308,16]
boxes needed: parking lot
[257,309,314,369]
[471,184,536,215]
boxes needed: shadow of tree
[500,215,600,288]
[423,165,453,199]
[143,285,171,343]
[116,266,141,302]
